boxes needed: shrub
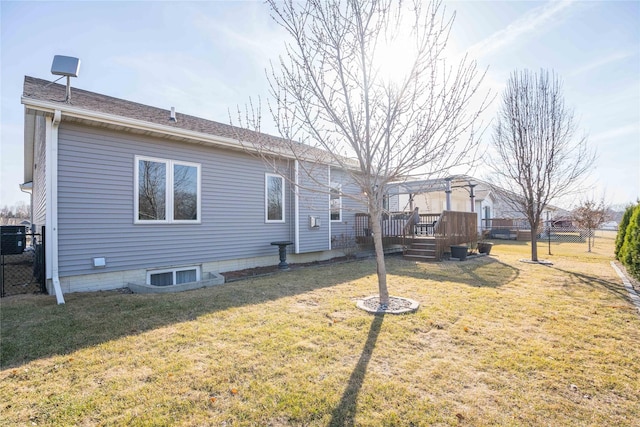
[615,205,634,260]
[619,204,640,281]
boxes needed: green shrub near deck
[615,204,634,260]
[618,204,640,280]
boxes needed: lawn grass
[1,232,639,426]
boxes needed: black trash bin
[1,226,27,255]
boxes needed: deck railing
[433,210,478,259]
[354,212,408,246]
[354,211,441,246]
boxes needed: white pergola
[389,175,481,212]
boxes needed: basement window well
[147,266,201,286]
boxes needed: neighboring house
[21,76,364,299]
[489,192,563,224]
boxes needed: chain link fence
[1,227,46,297]
[537,227,617,256]
[482,220,617,256]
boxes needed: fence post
[547,212,552,256]
[1,254,4,298]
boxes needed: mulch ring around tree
[357,295,420,315]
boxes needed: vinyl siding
[57,122,293,277]
[387,194,399,212]
[32,115,47,228]
[296,162,330,253]
[329,168,366,245]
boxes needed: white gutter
[23,97,257,150]
[21,97,339,166]
[45,109,65,304]
[19,182,33,231]
[294,160,300,254]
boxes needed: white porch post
[294,160,300,254]
[327,164,331,250]
[445,178,452,211]
[469,184,476,213]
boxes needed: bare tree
[138,160,166,221]
[238,0,489,305]
[572,197,609,252]
[174,164,198,220]
[490,69,594,262]
[0,202,31,225]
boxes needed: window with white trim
[265,173,285,222]
[147,266,201,286]
[135,156,200,223]
[330,184,342,221]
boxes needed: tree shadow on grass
[0,259,377,369]
[389,255,520,289]
[329,314,384,427]
[550,265,633,303]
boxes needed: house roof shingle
[21,75,293,151]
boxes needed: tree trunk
[369,209,389,305]
[530,222,539,262]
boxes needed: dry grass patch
[2,235,639,426]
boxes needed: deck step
[405,249,436,256]
[404,236,440,262]
[404,254,437,261]
[410,243,436,249]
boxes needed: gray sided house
[21,76,364,301]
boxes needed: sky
[1,0,639,211]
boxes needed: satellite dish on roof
[51,55,81,77]
[50,55,81,103]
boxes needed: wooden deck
[355,211,478,261]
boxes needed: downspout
[46,110,65,304]
[294,160,300,254]
[328,165,332,251]
[19,182,33,230]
